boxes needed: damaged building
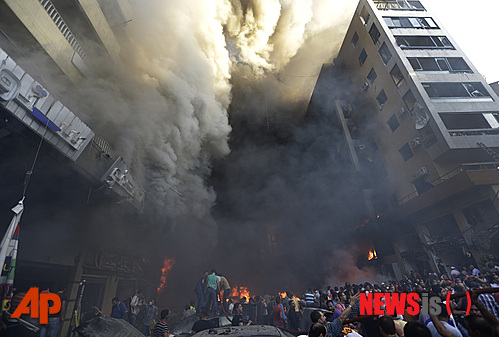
[307,0,499,279]
[0,0,160,335]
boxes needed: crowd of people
[3,262,498,337]
[187,262,499,337]
[110,288,171,337]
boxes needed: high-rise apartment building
[307,0,499,278]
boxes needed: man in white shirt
[130,289,143,326]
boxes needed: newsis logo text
[359,292,471,316]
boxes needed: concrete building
[307,0,499,279]
[0,1,157,334]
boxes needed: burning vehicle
[75,314,144,337]
[172,314,232,337]
[192,325,295,337]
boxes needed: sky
[428,0,499,83]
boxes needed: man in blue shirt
[111,297,128,319]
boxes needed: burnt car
[192,325,296,337]
[172,314,232,336]
[75,315,144,337]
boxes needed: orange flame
[231,286,252,301]
[368,248,378,261]
[157,257,175,293]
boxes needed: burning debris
[230,285,252,301]
[367,247,378,261]
[157,257,176,293]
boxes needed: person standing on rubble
[194,271,208,313]
[204,270,221,315]
[218,274,231,314]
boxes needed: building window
[384,16,438,29]
[403,90,417,111]
[376,90,388,109]
[369,24,381,45]
[395,35,454,49]
[359,49,368,66]
[408,57,472,73]
[387,114,400,132]
[374,0,425,11]
[390,64,404,87]
[447,58,472,72]
[378,42,392,65]
[360,6,370,25]
[367,68,377,84]
[399,143,414,161]
[439,113,491,130]
[423,82,490,98]
[351,32,359,47]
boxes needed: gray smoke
[8,0,380,307]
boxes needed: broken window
[390,64,404,87]
[384,16,437,28]
[359,49,368,66]
[395,35,454,49]
[376,90,388,109]
[367,68,377,84]
[423,82,490,98]
[378,42,392,65]
[399,143,413,161]
[360,6,370,25]
[403,90,417,111]
[387,114,400,132]
[439,113,490,130]
[351,32,359,47]
[408,57,472,73]
[369,24,381,45]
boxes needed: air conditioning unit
[397,107,407,118]
[409,137,422,149]
[361,81,369,92]
[414,166,428,179]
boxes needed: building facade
[307,0,499,279]
[0,0,158,334]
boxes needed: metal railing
[398,163,499,204]
[450,129,499,137]
[39,0,88,62]
[93,135,114,159]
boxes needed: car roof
[173,315,232,334]
[193,325,294,337]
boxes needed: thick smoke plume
[9,0,380,308]
[67,0,357,235]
